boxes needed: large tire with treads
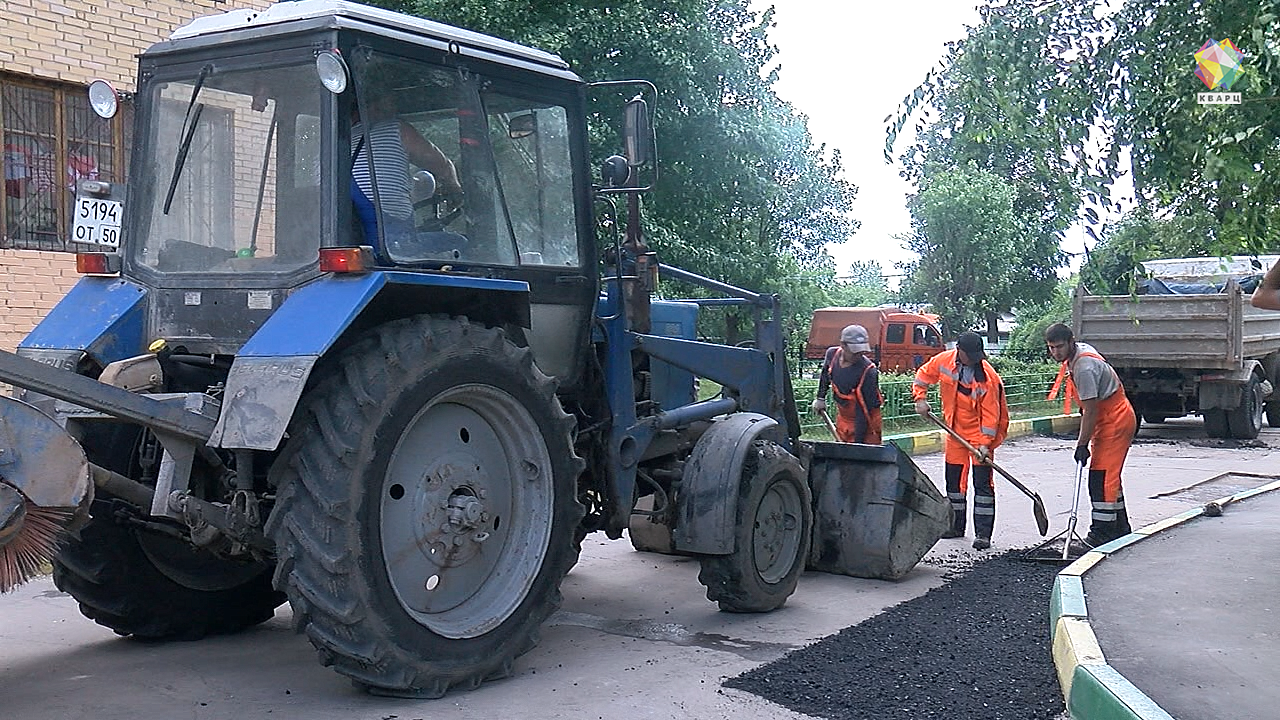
[1226,374,1264,439]
[53,513,282,639]
[53,425,282,639]
[697,439,811,612]
[266,315,584,697]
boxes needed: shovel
[819,409,840,440]
[925,411,1050,536]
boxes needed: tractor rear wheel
[697,440,811,612]
[53,425,282,639]
[267,316,583,697]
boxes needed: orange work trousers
[835,407,882,445]
[1086,387,1136,543]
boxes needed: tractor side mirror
[508,113,537,139]
[623,96,651,167]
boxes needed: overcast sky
[757,2,1136,286]
[758,1,982,280]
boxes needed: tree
[395,0,859,343]
[825,260,890,307]
[891,0,1280,259]
[900,164,1021,336]
[1079,210,1217,294]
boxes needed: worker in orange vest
[1045,322,1136,547]
[811,324,883,444]
[913,332,1009,550]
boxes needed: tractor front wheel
[697,440,811,612]
[53,424,282,639]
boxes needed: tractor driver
[350,92,465,255]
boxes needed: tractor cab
[80,1,597,370]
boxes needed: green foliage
[1078,210,1218,294]
[826,260,890,307]
[1001,281,1073,364]
[900,163,1021,334]
[891,0,1280,259]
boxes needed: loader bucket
[806,441,949,580]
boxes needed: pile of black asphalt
[725,550,1066,720]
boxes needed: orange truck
[805,307,944,373]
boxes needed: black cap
[956,332,986,360]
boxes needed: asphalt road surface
[2,416,1274,720]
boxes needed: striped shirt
[351,120,413,220]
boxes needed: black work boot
[972,537,991,550]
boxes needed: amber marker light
[319,246,374,273]
[76,252,120,274]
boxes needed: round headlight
[315,50,349,94]
[87,80,118,119]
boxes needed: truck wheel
[266,316,583,697]
[1203,409,1230,438]
[53,426,282,639]
[1226,375,1264,439]
[697,440,811,613]
[53,511,282,639]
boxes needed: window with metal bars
[1,74,131,252]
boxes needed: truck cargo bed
[1074,283,1280,370]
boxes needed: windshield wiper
[163,64,212,215]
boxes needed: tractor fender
[672,412,786,555]
[209,271,529,451]
[18,276,148,369]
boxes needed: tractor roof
[158,0,576,79]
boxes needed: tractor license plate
[71,197,123,247]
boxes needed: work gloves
[914,400,931,417]
[810,398,827,415]
[1074,445,1091,466]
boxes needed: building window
[1,74,131,252]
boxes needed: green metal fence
[793,362,1063,439]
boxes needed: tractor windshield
[133,61,323,274]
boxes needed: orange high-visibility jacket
[912,349,1010,449]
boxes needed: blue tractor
[0,0,947,698]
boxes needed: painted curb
[1047,477,1280,720]
[886,413,1081,456]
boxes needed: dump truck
[0,0,948,698]
[1073,256,1280,439]
[804,306,943,372]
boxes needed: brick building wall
[0,0,273,350]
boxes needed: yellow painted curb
[1053,616,1105,701]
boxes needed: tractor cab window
[135,61,323,274]
[350,51,579,267]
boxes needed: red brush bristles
[0,502,75,593]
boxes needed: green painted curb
[1069,665,1176,720]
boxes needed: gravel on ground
[725,550,1066,720]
